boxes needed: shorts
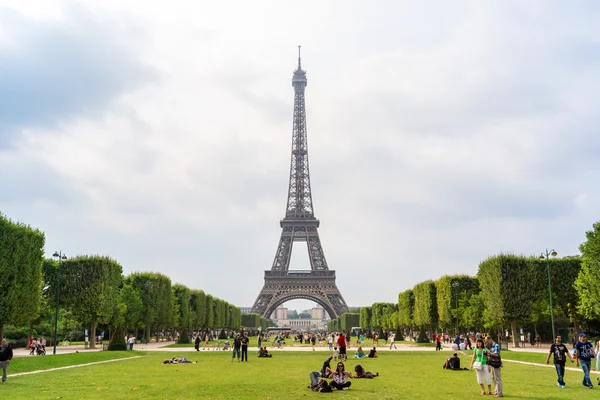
[339,346,346,355]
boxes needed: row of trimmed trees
[358,221,600,347]
[327,312,360,332]
[0,212,241,348]
[241,313,275,332]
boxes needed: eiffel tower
[251,47,349,319]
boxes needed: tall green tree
[128,272,172,343]
[118,283,144,335]
[50,256,123,349]
[435,275,479,334]
[0,214,45,340]
[190,290,207,330]
[412,281,438,339]
[478,254,536,347]
[397,290,414,330]
[359,307,372,331]
[205,294,214,329]
[575,221,600,321]
[172,284,192,332]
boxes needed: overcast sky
[1,0,599,313]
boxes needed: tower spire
[298,45,301,69]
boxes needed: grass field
[0,350,597,399]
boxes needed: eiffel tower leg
[307,227,328,271]
[271,228,293,271]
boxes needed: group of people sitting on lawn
[258,347,272,357]
[351,346,379,359]
[308,356,379,392]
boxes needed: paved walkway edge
[503,359,600,375]
[9,356,143,377]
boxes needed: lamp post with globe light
[52,251,68,355]
[539,249,558,338]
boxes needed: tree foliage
[412,281,437,329]
[575,221,600,319]
[397,290,414,328]
[172,284,192,330]
[435,275,479,331]
[0,214,45,340]
[340,313,360,332]
[128,272,172,340]
[359,307,372,330]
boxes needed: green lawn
[0,350,596,399]
[7,351,141,374]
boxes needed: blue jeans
[554,363,565,386]
[580,360,592,387]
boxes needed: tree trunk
[29,321,34,342]
[89,321,97,349]
[0,321,3,342]
[511,320,519,348]
[146,325,151,344]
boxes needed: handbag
[473,361,483,370]
[488,354,502,368]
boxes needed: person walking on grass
[546,334,574,388]
[575,332,596,388]
[0,339,13,383]
[232,333,242,362]
[194,335,201,351]
[485,336,503,397]
[470,338,492,396]
[241,332,249,362]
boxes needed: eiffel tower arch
[251,47,349,319]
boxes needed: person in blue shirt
[485,336,503,397]
[575,333,596,388]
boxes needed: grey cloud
[0,6,157,147]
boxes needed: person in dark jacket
[0,339,14,383]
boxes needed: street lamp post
[52,251,68,355]
[539,249,558,339]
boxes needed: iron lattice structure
[251,48,349,319]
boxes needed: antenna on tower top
[298,45,301,69]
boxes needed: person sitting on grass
[443,353,468,370]
[354,364,379,378]
[258,347,272,358]
[353,346,366,358]
[368,347,379,358]
[330,361,352,390]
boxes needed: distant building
[240,307,253,315]
[271,305,329,330]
